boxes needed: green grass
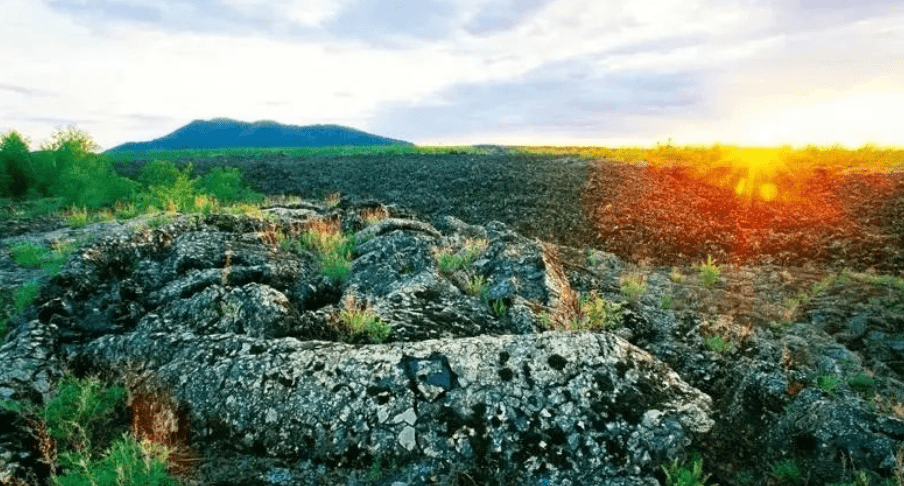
[435,238,487,274]
[339,301,391,343]
[661,454,716,486]
[0,279,42,341]
[8,239,80,274]
[693,255,723,289]
[1,374,181,485]
[620,273,648,304]
[705,336,734,355]
[771,459,804,485]
[282,220,357,283]
[817,373,842,394]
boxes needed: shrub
[661,454,717,486]
[817,373,841,394]
[490,299,507,317]
[705,336,734,354]
[1,374,181,486]
[465,275,488,298]
[694,255,723,289]
[197,166,259,203]
[620,273,648,304]
[771,459,804,485]
[0,130,32,197]
[578,292,624,330]
[339,299,390,343]
[135,161,199,212]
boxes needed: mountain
[105,118,413,153]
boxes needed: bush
[197,166,259,203]
[0,130,32,197]
[135,161,200,212]
[661,454,717,486]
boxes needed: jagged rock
[1,197,903,485]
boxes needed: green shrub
[340,304,391,343]
[1,374,180,486]
[694,255,723,289]
[661,454,717,486]
[620,273,648,304]
[578,292,623,330]
[705,336,734,354]
[660,294,674,310]
[135,161,200,212]
[0,279,42,340]
[197,166,260,203]
[435,238,487,274]
[848,373,877,396]
[771,459,804,485]
[817,373,841,394]
[56,434,180,486]
[490,299,507,317]
[0,130,32,197]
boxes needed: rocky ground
[1,152,903,485]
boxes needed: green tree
[0,130,32,197]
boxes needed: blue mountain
[106,118,412,153]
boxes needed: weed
[848,373,877,397]
[435,238,487,274]
[660,294,675,310]
[66,206,90,228]
[705,336,734,354]
[661,454,717,486]
[620,273,648,304]
[693,255,722,289]
[818,373,842,394]
[771,459,804,485]
[0,279,42,340]
[9,241,44,268]
[670,268,685,283]
[465,275,488,298]
[339,298,390,343]
[361,207,388,225]
[324,192,341,208]
[577,292,623,330]
[490,299,507,317]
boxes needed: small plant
[818,373,842,394]
[465,275,488,298]
[661,454,717,486]
[435,238,487,274]
[324,192,341,207]
[771,459,804,485]
[670,268,685,283]
[694,255,722,289]
[660,294,674,310]
[339,300,391,343]
[1,280,42,340]
[66,205,90,228]
[705,336,734,354]
[9,241,44,268]
[361,207,388,225]
[490,299,507,317]
[848,373,877,397]
[620,273,648,304]
[287,219,357,283]
[578,292,623,330]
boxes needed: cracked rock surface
[2,195,903,485]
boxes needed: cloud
[322,0,458,44]
[0,84,55,97]
[42,0,311,37]
[369,57,710,142]
[462,0,555,36]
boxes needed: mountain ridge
[105,118,413,153]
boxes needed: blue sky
[1,0,902,150]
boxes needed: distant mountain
[105,118,413,153]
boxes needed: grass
[435,238,487,274]
[465,275,488,298]
[542,290,624,331]
[8,239,82,274]
[771,459,804,485]
[705,335,734,355]
[661,454,716,486]
[339,296,391,343]
[0,279,42,341]
[1,374,181,485]
[282,218,357,283]
[693,255,723,289]
[620,272,648,304]
[818,373,842,394]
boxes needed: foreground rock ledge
[2,197,903,485]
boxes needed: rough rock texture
[2,196,903,485]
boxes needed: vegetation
[661,454,717,486]
[282,219,357,283]
[0,374,181,485]
[0,279,42,341]
[771,459,804,485]
[705,335,734,355]
[541,291,624,332]
[620,272,648,304]
[435,238,488,274]
[694,255,723,289]
[338,297,391,343]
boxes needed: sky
[1,0,903,151]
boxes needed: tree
[40,125,100,154]
[0,130,32,197]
